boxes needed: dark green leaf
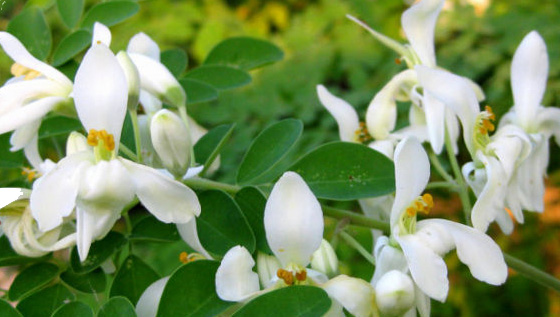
[9,262,59,301]
[60,268,106,293]
[39,116,82,139]
[290,142,395,200]
[52,30,91,67]
[184,65,251,90]
[98,297,137,317]
[81,1,139,30]
[0,133,24,168]
[110,255,160,305]
[234,187,271,254]
[157,260,233,317]
[57,60,79,81]
[70,231,127,274]
[193,123,235,174]
[7,7,51,60]
[0,298,23,317]
[233,286,331,317]
[161,49,188,78]
[16,284,75,317]
[52,301,93,317]
[0,236,50,266]
[204,37,283,71]
[56,0,84,29]
[130,216,180,242]
[236,119,303,185]
[196,190,255,257]
[179,78,219,104]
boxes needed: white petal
[139,90,162,114]
[136,277,170,317]
[11,119,41,152]
[75,205,121,261]
[0,32,72,86]
[120,158,201,223]
[390,137,430,229]
[65,132,90,156]
[316,85,360,142]
[22,133,42,171]
[176,218,212,259]
[0,188,23,209]
[488,124,531,179]
[256,252,282,288]
[74,44,128,145]
[322,275,375,317]
[511,31,548,128]
[371,237,408,286]
[396,234,448,302]
[422,92,446,153]
[0,96,65,135]
[401,0,444,67]
[215,246,260,302]
[150,109,191,178]
[127,33,161,61]
[264,171,323,267]
[92,22,112,46]
[420,219,507,285]
[375,270,415,317]
[414,284,431,317]
[367,139,395,160]
[536,106,560,142]
[0,79,68,116]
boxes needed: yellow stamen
[295,270,307,282]
[277,268,294,286]
[354,121,373,144]
[21,167,37,182]
[87,129,115,151]
[179,251,205,264]
[179,251,189,264]
[395,58,402,65]
[11,63,41,80]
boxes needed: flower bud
[66,132,89,155]
[311,239,339,278]
[150,109,191,178]
[256,252,282,288]
[375,270,415,316]
[116,51,140,111]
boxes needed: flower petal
[120,158,201,223]
[11,119,41,152]
[176,218,212,259]
[75,205,121,261]
[127,32,161,61]
[414,284,431,317]
[511,31,548,129]
[0,96,65,135]
[322,275,376,317]
[92,22,112,46]
[401,0,444,67]
[371,236,408,286]
[136,276,170,317]
[316,85,360,142]
[74,44,128,145]
[0,79,68,116]
[0,188,23,209]
[422,91,446,153]
[215,246,260,302]
[264,171,323,267]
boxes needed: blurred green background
[2,0,560,315]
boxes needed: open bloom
[29,43,200,261]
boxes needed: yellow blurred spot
[11,63,41,80]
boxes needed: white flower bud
[150,109,191,178]
[66,132,89,155]
[375,270,415,316]
[116,51,140,111]
[311,239,339,278]
[256,252,282,288]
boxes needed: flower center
[473,105,495,150]
[399,193,433,235]
[354,122,373,144]
[87,129,115,161]
[277,267,308,286]
[179,251,205,264]
[11,63,41,80]
[21,167,38,182]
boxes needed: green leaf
[16,284,75,317]
[179,78,219,104]
[157,260,233,317]
[60,268,106,293]
[57,60,79,81]
[184,65,251,90]
[161,49,188,78]
[234,187,271,254]
[52,30,91,67]
[7,7,51,60]
[233,286,331,316]
[130,215,180,242]
[9,262,59,301]
[0,298,23,317]
[81,1,140,30]
[0,236,50,266]
[56,0,84,29]
[290,142,395,200]
[52,301,93,317]
[236,119,303,185]
[98,297,137,317]
[204,37,283,71]
[110,255,160,305]
[196,190,255,257]
[0,133,24,168]
[39,116,82,139]
[70,231,127,274]
[193,123,235,174]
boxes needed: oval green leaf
[81,1,139,30]
[0,235,50,266]
[60,268,106,293]
[130,215,180,242]
[109,255,160,305]
[7,7,51,60]
[16,284,75,317]
[56,0,84,29]
[196,190,255,257]
[193,123,235,175]
[52,30,91,67]
[184,65,251,90]
[98,297,137,317]
[9,262,59,301]
[204,37,283,71]
[179,78,219,104]
[290,142,395,200]
[232,286,331,317]
[39,116,83,139]
[52,301,93,317]
[236,119,303,185]
[157,260,233,317]
[70,231,127,274]
[0,298,23,317]
[0,134,24,168]
[161,49,188,78]
[234,186,271,254]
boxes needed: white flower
[29,44,200,261]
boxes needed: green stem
[505,253,560,293]
[339,231,376,265]
[426,181,458,190]
[119,143,138,161]
[428,148,455,183]
[129,110,143,163]
[444,131,472,225]
[322,205,390,233]
[183,178,241,195]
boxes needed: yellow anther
[354,121,373,144]
[179,251,205,264]
[87,129,115,151]
[395,58,402,65]
[277,269,294,286]
[11,63,41,80]
[179,251,189,264]
[21,167,37,182]
[422,194,433,209]
[485,105,495,120]
[295,270,307,282]
[406,207,416,217]
[96,40,101,44]
[482,119,495,133]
